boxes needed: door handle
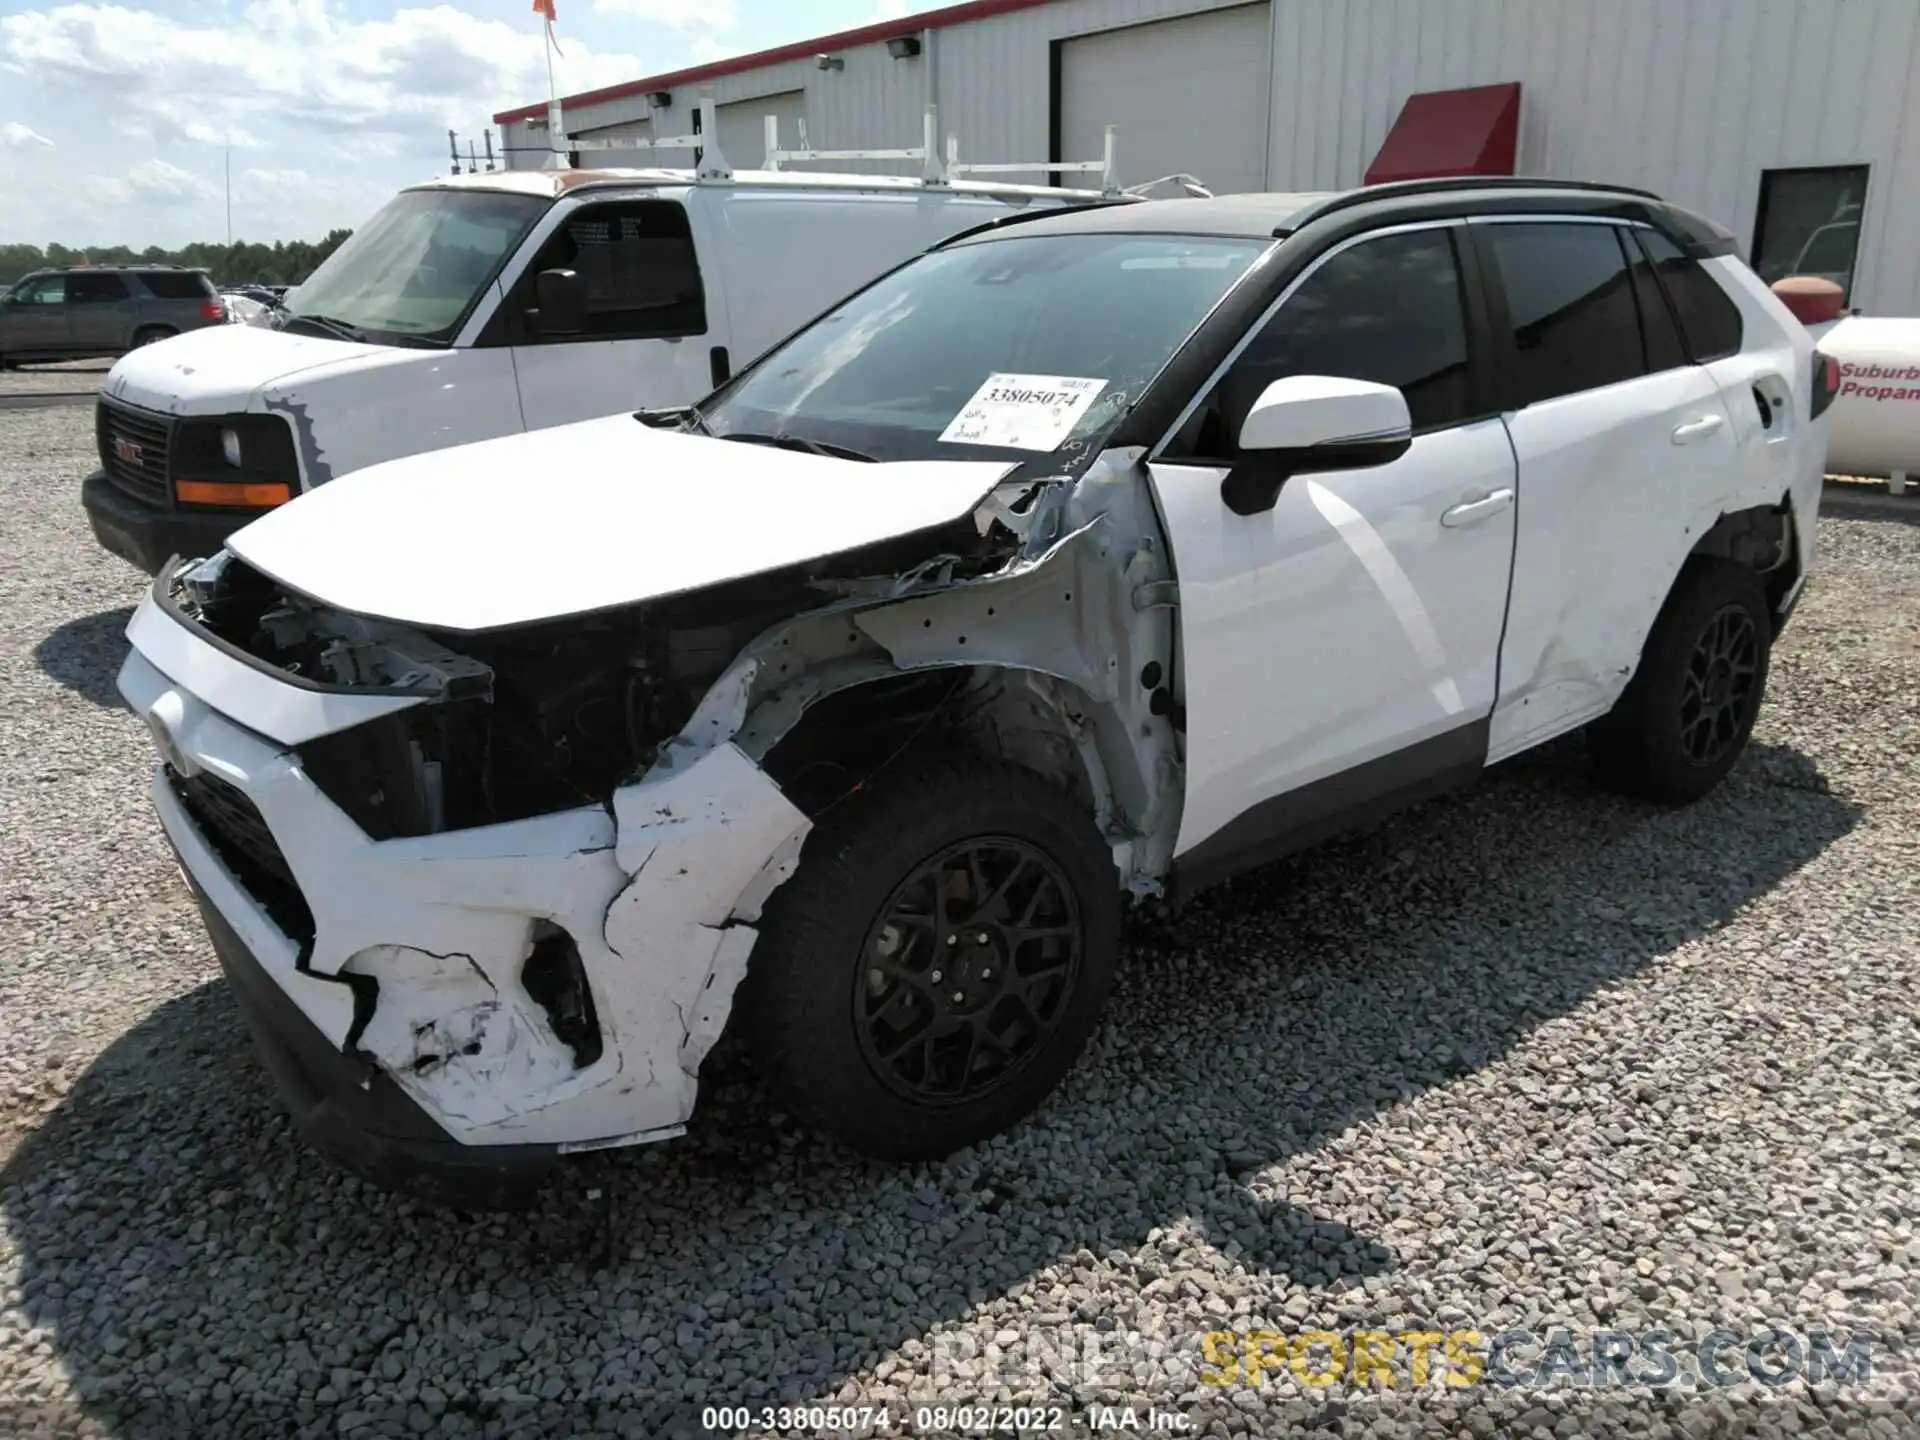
[1671,413,1726,444]
[1440,487,1515,528]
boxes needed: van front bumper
[82,469,248,576]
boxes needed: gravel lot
[0,402,1915,1438]
[0,362,110,399]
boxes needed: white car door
[1478,219,1747,762]
[1148,224,1518,871]
[497,193,723,428]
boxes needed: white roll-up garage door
[572,115,651,167]
[1058,3,1270,195]
[716,91,806,170]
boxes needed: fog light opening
[522,922,603,1069]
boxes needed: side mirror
[1220,375,1413,516]
[526,267,585,336]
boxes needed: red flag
[532,0,555,20]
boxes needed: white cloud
[869,0,913,17]
[0,2,645,244]
[591,0,739,32]
[0,3,640,145]
[86,158,219,207]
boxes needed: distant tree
[0,231,353,288]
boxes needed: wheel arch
[1684,496,1800,629]
[755,661,1161,890]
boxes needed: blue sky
[0,0,916,246]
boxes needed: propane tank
[1772,275,1920,492]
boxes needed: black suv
[0,266,227,366]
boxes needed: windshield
[286,188,547,345]
[703,232,1268,474]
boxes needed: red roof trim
[494,0,1057,125]
[1363,82,1521,186]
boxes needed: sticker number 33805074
[938,373,1108,452]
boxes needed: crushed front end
[119,551,824,1203]
[118,448,1184,1203]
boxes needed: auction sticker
[939,373,1108,452]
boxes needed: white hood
[226,415,1017,632]
[101,323,403,417]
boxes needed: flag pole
[536,2,568,169]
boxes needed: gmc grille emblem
[112,437,143,464]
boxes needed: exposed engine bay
[167,512,1029,838]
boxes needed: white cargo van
[83,146,1130,573]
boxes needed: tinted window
[70,272,131,303]
[516,200,705,341]
[1487,223,1645,406]
[1636,230,1744,363]
[707,233,1264,474]
[1621,231,1688,373]
[136,271,215,300]
[1752,164,1867,299]
[1168,228,1472,458]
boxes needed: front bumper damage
[117,452,1182,1196]
[120,622,810,1196]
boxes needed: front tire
[744,755,1120,1161]
[1588,559,1772,804]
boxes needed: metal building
[495,0,1920,313]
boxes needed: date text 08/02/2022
[700,1404,1191,1432]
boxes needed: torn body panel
[117,447,1184,1175]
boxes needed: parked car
[81,164,1130,575]
[116,178,1829,1205]
[0,265,226,368]
[221,284,286,309]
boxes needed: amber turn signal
[174,480,293,508]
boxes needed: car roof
[947,192,1337,242]
[946,178,1679,245]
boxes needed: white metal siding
[571,114,651,169]
[512,0,1920,311]
[932,0,1262,180]
[717,90,805,169]
[1059,4,1270,192]
[1264,0,1920,314]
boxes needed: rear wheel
[1588,560,1772,804]
[744,755,1120,1160]
[132,326,175,348]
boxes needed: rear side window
[1486,223,1645,406]
[1636,230,1744,362]
[515,199,705,341]
[1620,231,1689,373]
[1167,227,1474,458]
[136,270,216,300]
[69,272,131,303]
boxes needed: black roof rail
[1281,175,1665,235]
[932,194,1139,250]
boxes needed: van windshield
[701,232,1267,475]
[285,189,548,345]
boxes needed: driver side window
[503,199,707,344]
[1164,227,1475,462]
[13,277,66,305]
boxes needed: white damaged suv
[117,180,1831,1205]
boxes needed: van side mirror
[1221,375,1413,516]
[527,268,585,336]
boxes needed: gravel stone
[0,404,1916,1436]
